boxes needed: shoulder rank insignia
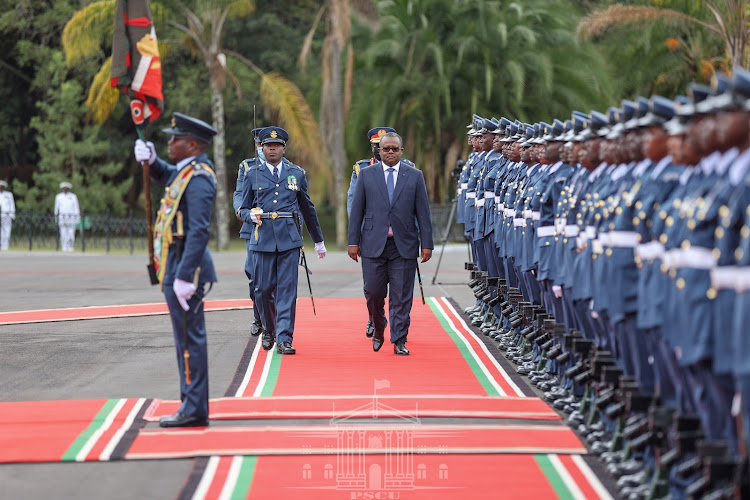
[354,163,361,176]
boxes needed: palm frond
[298,4,327,72]
[227,0,255,18]
[85,57,120,125]
[351,0,380,31]
[259,72,328,181]
[577,5,716,40]
[62,0,116,66]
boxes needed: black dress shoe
[373,333,384,352]
[394,341,409,356]
[250,319,263,337]
[277,341,296,354]
[159,412,208,428]
[261,330,275,350]
[365,320,375,338]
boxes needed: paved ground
[0,244,474,499]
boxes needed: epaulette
[241,158,256,171]
[402,158,415,168]
[288,163,305,173]
[192,162,217,180]
[354,159,370,177]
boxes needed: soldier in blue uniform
[239,127,326,355]
[134,112,218,427]
[233,128,264,338]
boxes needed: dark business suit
[348,162,434,344]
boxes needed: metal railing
[0,203,465,253]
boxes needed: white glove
[552,285,562,299]
[249,208,263,224]
[314,241,327,259]
[173,278,197,312]
[134,139,156,165]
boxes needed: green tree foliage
[0,0,131,215]
[348,0,614,201]
[578,0,736,97]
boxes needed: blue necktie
[273,166,279,182]
[387,167,395,203]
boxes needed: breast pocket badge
[287,175,298,191]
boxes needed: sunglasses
[379,146,402,153]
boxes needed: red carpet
[0,398,147,463]
[0,299,252,324]
[144,394,559,421]
[127,423,585,459]
[2,297,612,498]
[183,454,611,500]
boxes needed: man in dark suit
[134,112,218,427]
[347,132,434,355]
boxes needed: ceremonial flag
[111,0,163,128]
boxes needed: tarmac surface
[0,243,474,499]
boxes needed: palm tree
[350,0,612,201]
[62,0,325,250]
[299,0,379,250]
[578,2,748,69]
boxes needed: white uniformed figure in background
[0,180,15,251]
[54,181,80,252]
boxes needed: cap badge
[270,130,278,138]
[171,116,177,127]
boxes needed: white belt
[711,266,739,290]
[532,211,540,221]
[585,226,596,239]
[513,218,527,228]
[678,247,717,270]
[505,209,516,218]
[466,192,476,199]
[537,226,555,238]
[564,226,579,237]
[591,239,604,255]
[522,210,531,219]
[484,192,494,199]
[606,231,639,248]
[599,233,611,246]
[476,198,485,208]
[495,196,500,204]
[456,188,461,196]
[554,219,566,232]
[636,241,664,261]
[663,249,677,269]
[733,268,750,293]
[461,183,469,190]
[576,235,587,250]
[498,203,505,211]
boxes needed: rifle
[293,212,316,315]
[416,262,426,305]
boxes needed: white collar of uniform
[729,148,750,185]
[715,146,740,176]
[548,161,563,174]
[264,158,284,174]
[383,161,401,173]
[176,156,197,171]
[698,150,722,175]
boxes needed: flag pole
[112,0,163,284]
[137,127,158,284]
